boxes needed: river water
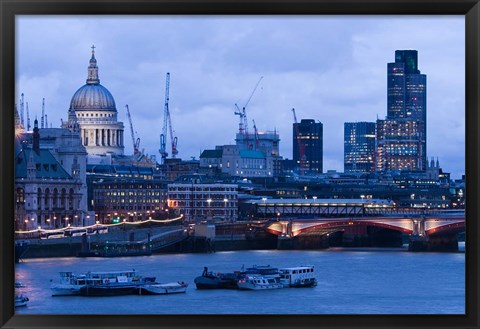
[15,247,465,315]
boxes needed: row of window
[78,112,115,118]
[98,191,166,197]
[168,194,236,200]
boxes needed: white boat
[279,265,317,288]
[15,295,29,307]
[237,274,284,290]
[51,270,147,296]
[138,281,188,295]
[15,281,26,288]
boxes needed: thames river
[15,247,465,315]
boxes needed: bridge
[262,212,464,251]
[250,198,465,251]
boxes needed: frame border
[1,1,478,328]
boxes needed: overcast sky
[16,16,465,179]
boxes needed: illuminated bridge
[250,198,465,251]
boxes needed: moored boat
[78,270,155,297]
[194,267,241,289]
[237,265,284,290]
[51,269,150,296]
[15,295,29,307]
[279,265,317,288]
[15,281,26,288]
[138,281,188,295]
[237,274,284,290]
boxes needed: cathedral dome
[70,83,116,111]
[69,45,116,112]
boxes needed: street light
[223,198,228,221]
[207,199,212,219]
[262,197,267,220]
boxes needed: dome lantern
[86,45,100,85]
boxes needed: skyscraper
[377,50,427,172]
[293,119,323,174]
[344,122,376,174]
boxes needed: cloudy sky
[16,16,465,178]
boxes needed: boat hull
[138,282,188,295]
[51,285,82,296]
[194,276,239,289]
[237,282,284,290]
[80,283,141,297]
[15,295,29,307]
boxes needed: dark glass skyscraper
[387,50,427,122]
[377,50,427,172]
[293,119,323,174]
[344,122,376,173]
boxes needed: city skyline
[16,16,465,178]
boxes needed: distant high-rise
[293,119,323,174]
[377,50,427,172]
[344,122,376,174]
[387,50,426,122]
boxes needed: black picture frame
[1,1,478,328]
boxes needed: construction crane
[125,104,140,156]
[41,98,45,129]
[252,119,259,150]
[292,108,306,175]
[159,72,178,161]
[20,93,25,128]
[26,102,31,131]
[234,76,263,149]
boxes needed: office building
[293,119,323,174]
[377,50,427,172]
[344,122,376,173]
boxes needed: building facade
[377,50,427,172]
[344,122,376,174]
[67,46,125,156]
[376,118,425,172]
[293,119,323,174]
[15,120,89,230]
[92,178,169,223]
[167,175,238,223]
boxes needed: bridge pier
[408,234,459,252]
[408,235,428,251]
[427,234,459,252]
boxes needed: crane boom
[166,73,178,158]
[26,102,31,131]
[252,119,259,150]
[159,72,178,160]
[125,104,140,155]
[234,76,263,150]
[159,73,170,160]
[292,108,306,175]
[20,93,25,128]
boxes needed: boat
[51,270,150,296]
[15,295,29,307]
[78,271,157,297]
[194,267,241,289]
[138,281,188,295]
[237,274,284,290]
[237,265,284,290]
[15,281,26,288]
[278,265,317,288]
